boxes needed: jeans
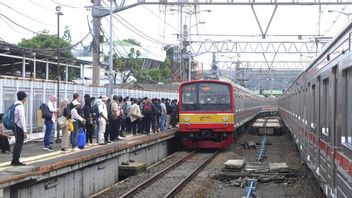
[159,115,166,131]
[71,121,79,148]
[44,119,54,147]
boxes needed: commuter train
[278,22,352,197]
[178,79,270,149]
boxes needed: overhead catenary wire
[0,13,51,35]
[142,5,178,32]
[101,1,166,46]
[0,16,28,35]
[51,0,83,9]
[0,2,55,27]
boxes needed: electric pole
[92,0,102,86]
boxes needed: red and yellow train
[178,79,269,149]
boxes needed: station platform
[0,129,178,198]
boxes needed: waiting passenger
[0,113,11,154]
[71,100,85,151]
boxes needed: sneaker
[61,148,69,152]
[117,137,123,140]
[72,147,80,151]
[43,147,49,151]
[1,150,11,154]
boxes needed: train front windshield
[181,83,232,112]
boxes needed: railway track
[120,151,219,198]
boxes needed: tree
[17,30,78,80]
[110,39,174,84]
[18,30,73,58]
[123,38,140,46]
[115,47,142,83]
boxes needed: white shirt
[14,101,27,132]
[160,103,167,116]
[71,108,84,122]
[47,100,57,122]
[98,102,107,122]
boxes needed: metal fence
[0,76,178,133]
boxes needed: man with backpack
[11,91,27,166]
[42,95,58,151]
[143,98,154,135]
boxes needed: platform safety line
[0,134,146,171]
[0,133,149,171]
[0,144,102,171]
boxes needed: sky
[1,0,352,69]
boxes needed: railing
[0,76,178,133]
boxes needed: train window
[350,32,352,51]
[181,83,232,112]
[311,84,316,129]
[321,78,329,137]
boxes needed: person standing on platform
[110,95,120,141]
[11,91,27,166]
[82,97,94,145]
[159,98,167,132]
[0,113,11,154]
[71,100,85,151]
[98,95,109,145]
[142,98,154,135]
[59,99,70,152]
[130,98,142,136]
[43,95,58,151]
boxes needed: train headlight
[223,116,229,122]
[184,115,190,122]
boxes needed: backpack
[154,103,161,115]
[143,102,152,113]
[77,128,86,149]
[3,103,20,130]
[94,103,100,122]
[40,103,52,120]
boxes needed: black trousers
[144,113,152,135]
[125,117,131,133]
[110,118,120,141]
[131,120,138,135]
[12,125,24,163]
[104,123,111,142]
[0,136,10,152]
[85,123,93,144]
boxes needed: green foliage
[17,30,78,81]
[18,30,73,58]
[123,38,141,46]
[109,39,175,84]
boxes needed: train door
[315,76,321,178]
[331,66,338,196]
[320,68,335,195]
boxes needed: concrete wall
[2,137,180,198]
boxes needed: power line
[27,0,52,10]
[0,16,28,35]
[0,13,47,35]
[51,0,83,9]
[142,5,178,31]
[101,1,166,45]
[0,2,55,27]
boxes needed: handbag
[57,116,67,129]
[68,119,74,132]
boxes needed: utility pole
[178,5,183,82]
[108,0,114,97]
[92,0,102,86]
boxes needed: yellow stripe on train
[179,113,234,123]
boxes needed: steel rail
[163,151,219,198]
[119,151,196,198]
